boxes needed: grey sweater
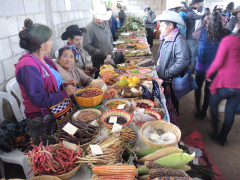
[83,20,113,59]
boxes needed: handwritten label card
[62,122,78,135]
[91,120,99,127]
[131,88,140,93]
[90,145,103,155]
[109,116,118,123]
[117,104,126,110]
[131,99,137,107]
[137,108,145,114]
[111,123,122,133]
[101,84,108,92]
[149,133,160,141]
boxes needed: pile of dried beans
[57,121,99,145]
[25,142,83,176]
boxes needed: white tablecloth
[69,69,170,180]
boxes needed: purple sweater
[15,54,68,118]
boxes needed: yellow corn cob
[92,174,135,180]
[92,165,137,176]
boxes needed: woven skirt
[26,114,57,146]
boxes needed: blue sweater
[195,28,229,71]
[111,16,119,36]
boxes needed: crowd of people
[14,2,240,147]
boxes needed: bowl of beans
[74,88,104,107]
[72,108,102,124]
[104,98,132,112]
[132,99,155,110]
[103,87,117,101]
[101,110,132,130]
[132,109,161,128]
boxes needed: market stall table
[69,69,170,180]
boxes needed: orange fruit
[147,77,152,81]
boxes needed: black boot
[200,111,207,119]
[217,129,230,146]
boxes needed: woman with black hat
[154,11,191,126]
[60,25,97,76]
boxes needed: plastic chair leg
[0,158,5,178]
[22,157,34,179]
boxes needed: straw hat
[90,4,112,21]
[232,5,240,16]
[154,10,185,26]
[215,5,223,10]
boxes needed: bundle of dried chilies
[57,120,99,145]
[25,142,83,176]
[76,136,125,167]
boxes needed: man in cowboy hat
[118,5,126,27]
[186,0,206,74]
[60,25,96,76]
[226,5,240,32]
[83,4,113,79]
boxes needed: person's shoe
[200,111,207,119]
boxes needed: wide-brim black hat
[61,25,87,40]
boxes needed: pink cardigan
[206,35,240,94]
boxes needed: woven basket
[38,143,82,180]
[137,67,152,72]
[124,126,139,148]
[101,110,132,130]
[72,108,102,124]
[74,88,104,107]
[133,109,161,128]
[28,176,61,180]
[117,64,136,70]
[107,81,118,88]
[116,93,142,101]
[127,69,147,79]
[76,99,105,110]
[141,121,181,148]
[103,87,117,101]
[104,98,132,112]
[132,99,155,110]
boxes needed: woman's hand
[64,85,76,96]
[67,79,77,87]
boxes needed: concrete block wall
[112,0,167,18]
[0,0,93,120]
[204,0,240,11]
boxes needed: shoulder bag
[171,36,198,99]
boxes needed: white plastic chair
[0,92,34,179]
[6,77,26,119]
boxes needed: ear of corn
[92,174,135,180]
[149,168,188,179]
[137,153,195,175]
[137,174,150,180]
[134,148,161,158]
[153,177,191,180]
[178,165,191,171]
[145,161,174,170]
[92,165,137,176]
[136,147,183,164]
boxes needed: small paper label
[131,99,137,107]
[101,84,108,92]
[112,123,122,133]
[193,158,199,165]
[62,122,78,135]
[63,140,77,152]
[90,145,103,155]
[145,81,152,84]
[109,116,118,123]
[131,88,140,93]
[117,104,126,109]
[149,133,160,141]
[105,67,114,71]
[91,120,99,127]
[138,108,145,113]
[121,90,124,95]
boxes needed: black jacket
[186,7,205,40]
[157,33,191,81]
[118,10,126,23]
[226,16,239,32]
